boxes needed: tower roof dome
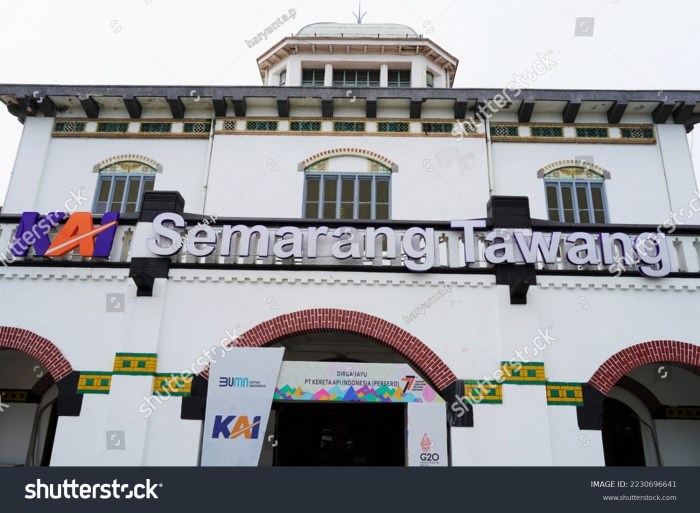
[296,22,419,38]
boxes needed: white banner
[406,402,448,467]
[201,347,284,466]
[274,361,444,404]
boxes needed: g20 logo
[211,415,262,440]
[420,452,440,462]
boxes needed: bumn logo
[212,415,262,439]
[218,376,250,388]
[12,211,120,257]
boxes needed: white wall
[205,133,490,220]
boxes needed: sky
[0,0,699,205]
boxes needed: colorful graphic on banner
[201,347,284,466]
[273,362,444,403]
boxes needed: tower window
[426,71,435,88]
[332,69,380,87]
[302,69,325,86]
[388,70,411,88]
[279,70,287,86]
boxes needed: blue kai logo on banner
[201,347,285,466]
[211,415,262,439]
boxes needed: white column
[380,64,389,87]
[324,63,333,87]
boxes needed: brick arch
[0,327,73,381]
[203,308,457,392]
[298,148,398,172]
[589,340,700,394]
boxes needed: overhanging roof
[1,85,699,131]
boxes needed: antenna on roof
[353,1,367,24]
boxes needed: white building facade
[0,22,699,467]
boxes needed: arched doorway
[200,309,456,467]
[0,327,74,466]
[589,341,700,466]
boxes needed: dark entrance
[273,403,405,466]
[602,398,646,466]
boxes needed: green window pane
[358,203,371,220]
[358,179,371,203]
[305,202,318,218]
[376,180,389,202]
[340,178,354,219]
[124,177,141,213]
[306,178,320,202]
[110,178,126,212]
[561,185,575,222]
[143,178,155,193]
[375,204,389,220]
[324,178,337,201]
[546,185,559,221]
[576,186,590,223]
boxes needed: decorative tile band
[501,361,546,384]
[661,406,700,420]
[152,373,193,396]
[0,389,39,403]
[215,118,483,138]
[52,118,212,139]
[462,380,503,404]
[546,382,583,405]
[77,372,112,394]
[490,122,655,144]
[113,353,158,375]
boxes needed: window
[332,69,380,87]
[304,174,390,220]
[388,70,410,88]
[544,168,607,223]
[279,70,287,86]
[302,69,325,86]
[94,174,154,214]
[426,71,435,88]
[93,158,160,214]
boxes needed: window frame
[387,69,411,88]
[93,173,155,214]
[332,69,380,88]
[301,69,325,86]
[544,179,609,224]
[303,172,391,221]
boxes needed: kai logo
[212,415,262,440]
[11,211,119,258]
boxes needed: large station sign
[147,213,672,277]
[4,210,673,277]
